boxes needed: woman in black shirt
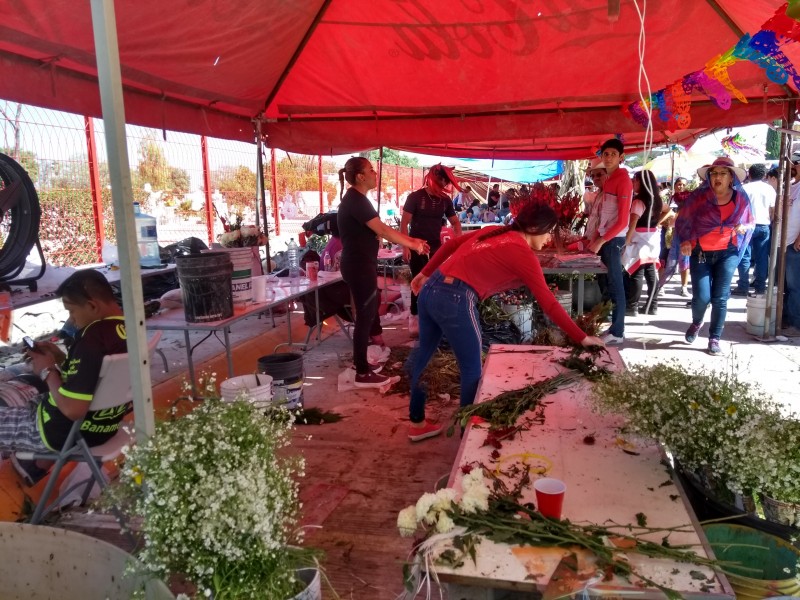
[337,157,429,388]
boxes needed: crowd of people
[332,142,800,443]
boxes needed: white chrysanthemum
[432,487,457,511]
[435,512,455,534]
[461,469,488,494]
[415,492,438,522]
[460,485,490,514]
[397,505,418,537]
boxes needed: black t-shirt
[403,188,456,248]
[37,316,129,450]
[337,187,380,269]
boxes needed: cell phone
[23,336,39,352]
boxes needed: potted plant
[105,376,323,599]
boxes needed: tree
[365,148,421,167]
[213,165,257,215]
[766,126,781,160]
[0,147,40,184]
[557,160,586,199]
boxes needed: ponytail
[339,157,369,200]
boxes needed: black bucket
[175,253,234,323]
[258,353,304,409]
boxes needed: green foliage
[38,189,105,266]
[766,126,781,160]
[365,148,421,168]
[0,148,40,183]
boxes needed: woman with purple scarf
[675,157,754,355]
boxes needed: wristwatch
[39,367,52,382]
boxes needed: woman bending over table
[675,157,753,356]
[406,203,605,442]
[337,157,430,389]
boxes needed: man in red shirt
[588,138,633,344]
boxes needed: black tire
[0,153,41,279]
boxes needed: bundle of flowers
[106,379,314,599]
[398,466,726,598]
[496,286,533,307]
[219,214,267,247]
[509,182,582,229]
[592,360,800,506]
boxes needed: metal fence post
[85,116,105,262]
[201,135,214,246]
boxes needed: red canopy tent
[2,0,798,432]
[1,0,798,158]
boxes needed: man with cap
[587,139,633,345]
[401,164,463,336]
[732,164,775,297]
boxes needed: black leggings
[341,262,382,374]
[625,264,658,310]
[408,244,440,315]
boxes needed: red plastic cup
[306,262,319,282]
[534,478,566,519]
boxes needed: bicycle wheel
[0,153,41,280]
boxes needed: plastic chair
[16,331,162,524]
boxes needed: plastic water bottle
[133,202,161,268]
[0,291,11,343]
[323,253,332,272]
[287,238,300,280]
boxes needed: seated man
[1,270,128,485]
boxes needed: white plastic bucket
[217,247,253,309]
[502,303,534,341]
[746,291,777,336]
[220,373,273,410]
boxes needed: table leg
[184,330,197,394]
[223,326,234,376]
[315,286,321,342]
[577,276,585,316]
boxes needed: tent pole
[89,0,154,440]
[377,147,383,212]
[255,118,270,270]
[318,156,324,213]
[773,103,797,334]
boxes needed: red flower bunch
[509,182,581,229]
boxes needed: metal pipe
[85,116,105,262]
[201,135,214,246]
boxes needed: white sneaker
[600,332,624,345]
[408,315,419,338]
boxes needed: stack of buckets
[258,353,304,409]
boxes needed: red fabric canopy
[0,0,796,158]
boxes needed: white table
[431,345,733,599]
[146,272,344,388]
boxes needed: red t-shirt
[697,201,737,251]
[598,168,633,241]
[421,228,587,344]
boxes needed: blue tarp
[453,159,563,184]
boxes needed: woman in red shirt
[676,157,754,356]
[406,203,605,442]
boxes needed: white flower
[415,492,438,522]
[460,485,490,513]
[397,505,418,537]
[435,512,455,534]
[432,487,457,511]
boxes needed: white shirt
[742,180,776,225]
[786,189,800,247]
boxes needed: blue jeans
[408,271,482,423]
[736,224,770,293]
[690,246,739,340]
[784,246,800,328]
[599,237,626,338]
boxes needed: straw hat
[586,158,607,174]
[696,156,747,182]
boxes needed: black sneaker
[354,371,392,388]
[730,288,749,297]
[10,455,50,487]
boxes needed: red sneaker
[408,420,443,442]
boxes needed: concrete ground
[1,274,799,599]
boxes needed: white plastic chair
[17,331,162,524]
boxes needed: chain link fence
[1,101,426,268]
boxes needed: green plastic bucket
[703,524,800,600]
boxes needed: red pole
[270,148,280,236]
[85,116,105,262]
[201,136,214,246]
[318,155,324,213]
[395,163,399,207]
